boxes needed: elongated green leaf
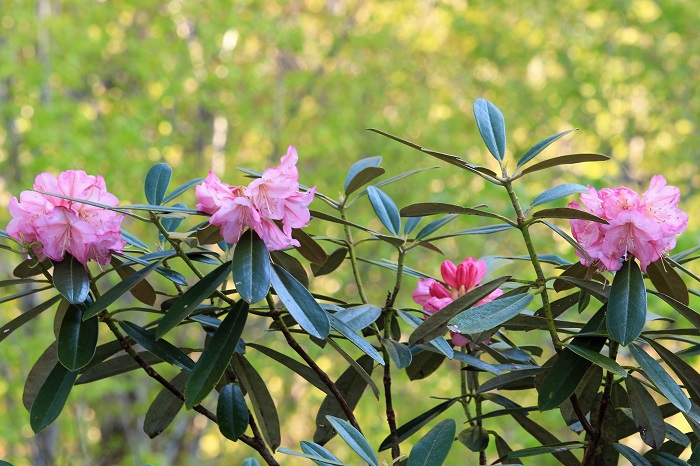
[530,184,588,208]
[507,442,585,459]
[328,315,383,364]
[326,416,378,466]
[271,250,308,287]
[344,156,382,192]
[29,362,79,433]
[426,224,514,241]
[409,276,510,346]
[629,343,691,413]
[143,372,188,438]
[448,293,533,335]
[654,453,692,466]
[511,414,580,466]
[458,425,489,452]
[647,259,689,306]
[626,376,666,449]
[407,419,456,466]
[118,321,194,371]
[76,352,164,385]
[111,257,157,305]
[366,186,400,235]
[415,214,457,240]
[271,264,330,339]
[242,459,260,466]
[608,259,647,346]
[0,295,61,343]
[517,129,578,168]
[346,166,385,196]
[52,254,89,304]
[378,398,459,451]
[398,311,454,359]
[232,354,281,451]
[406,350,446,381]
[401,202,504,221]
[473,98,506,161]
[309,210,374,233]
[613,443,653,466]
[162,177,204,204]
[404,216,422,235]
[532,207,608,223]
[84,260,162,320]
[300,441,344,466]
[651,291,700,330]
[277,448,345,466]
[232,230,270,304]
[493,433,521,465]
[451,351,502,375]
[57,303,98,370]
[478,368,546,394]
[647,339,700,405]
[217,384,249,441]
[156,261,231,338]
[334,305,382,331]
[382,338,412,369]
[567,344,627,376]
[247,343,331,396]
[312,247,347,277]
[520,153,609,176]
[185,300,248,409]
[145,162,172,205]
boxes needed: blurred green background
[1,0,700,464]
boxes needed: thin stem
[382,309,400,460]
[339,202,369,304]
[265,293,363,433]
[460,347,475,424]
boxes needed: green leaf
[156,261,232,338]
[520,153,610,176]
[277,448,345,466]
[517,129,578,168]
[401,202,504,221]
[532,207,608,223]
[247,343,332,396]
[161,177,204,204]
[344,156,382,192]
[29,362,79,433]
[654,453,692,466]
[407,419,456,466]
[478,368,545,394]
[334,305,382,331]
[312,247,347,277]
[651,291,700,330]
[232,230,270,304]
[647,259,689,306]
[232,354,281,451]
[451,351,502,375]
[613,443,653,466]
[473,98,506,161]
[326,416,378,466]
[409,276,510,346]
[328,315,384,364]
[77,352,165,385]
[143,372,188,438]
[530,184,588,209]
[626,376,666,449]
[415,214,457,240]
[144,162,172,205]
[366,186,400,235]
[646,339,700,405]
[242,459,260,466]
[184,300,248,409]
[567,343,627,376]
[398,311,454,359]
[607,259,647,346]
[217,384,249,441]
[271,263,330,339]
[111,257,157,305]
[689,443,700,466]
[52,254,89,304]
[629,343,691,413]
[511,414,580,466]
[448,293,533,335]
[378,398,459,451]
[345,166,385,196]
[118,321,194,371]
[300,441,344,466]
[382,338,412,369]
[0,295,61,343]
[271,250,308,287]
[404,216,422,235]
[493,433,521,465]
[406,350,446,381]
[458,425,489,452]
[57,303,98,370]
[84,259,162,320]
[507,442,585,459]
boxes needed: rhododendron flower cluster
[196,146,316,251]
[7,170,125,266]
[413,258,504,346]
[568,175,688,272]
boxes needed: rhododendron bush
[2,98,700,466]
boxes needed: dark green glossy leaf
[247,343,331,396]
[614,443,653,466]
[493,433,522,465]
[378,398,459,451]
[23,343,58,412]
[458,425,489,452]
[241,459,260,466]
[406,350,445,381]
[118,321,194,371]
[452,351,502,375]
[311,247,347,277]
[144,162,172,205]
[334,305,381,331]
[654,453,691,466]
[478,368,546,394]
[217,384,249,441]
[270,250,308,287]
[507,442,585,459]
[309,210,373,233]
[13,257,52,278]
[300,441,344,466]
[629,343,691,413]
[325,339,379,398]
[277,448,345,466]
[473,98,506,161]
[404,216,422,235]
[567,344,627,376]
[57,303,98,370]
[689,444,700,466]
[366,186,400,235]
[517,129,578,168]
[532,207,608,223]
[52,254,89,305]
[401,202,504,221]
[344,156,382,192]
[647,339,700,405]
[407,419,456,466]
[520,153,609,176]
[651,291,700,330]
[232,230,270,304]
[156,261,232,338]
[0,295,61,343]
[511,414,580,466]
[328,314,383,364]
[162,177,204,204]
[345,166,385,196]
[84,259,162,320]
[29,361,79,433]
[448,293,533,335]
[184,300,248,409]
[291,229,328,265]
[626,376,666,449]
[271,264,330,339]
[409,276,510,346]
[530,184,588,208]
[398,311,453,359]
[647,259,689,306]
[232,354,281,451]
[382,338,412,369]
[111,257,156,305]
[608,259,647,346]
[541,221,595,263]
[143,372,188,438]
[76,351,164,384]
[426,223,514,241]
[415,214,457,240]
[326,416,378,466]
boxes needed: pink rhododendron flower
[196,146,316,251]
[412,258,504,347]
[7,170,125,266]
[568,175,688,272]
